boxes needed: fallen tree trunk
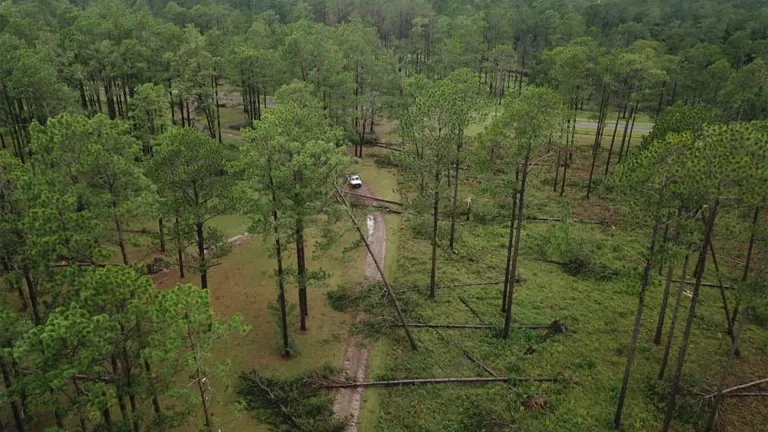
[335,187,418,351]
[672,280,732,290]
[527,217,603,225]
[718,392,768,398]
[390,323,553,329]
[371,143,403,152]
[343,191,403,206]
[322,376,563,389]
[347,201,403,214]
[459,296,486,323]
[703,378,768,399]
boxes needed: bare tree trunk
[448,136,463,250]
[659,247,692,380]
[553,150,560,193]
[662,198,720,432]
[1,259,27,312]
[654,265,676,345]
[501,167,520,312]
[0,355,26,432]
[22,265,40,326]
[731,206,760,327]
[560,105,576,197]
[614,216,661,428]
[186,322,214,431]
[195,221,208,290]
[707,241,735,341]
[617,103,634,164]
[623,109,638,159]
[143,359,162,414]
[110,354,129,423]
[586,89,608,199]
[179,96,185,127]
[295,218,308,331]
[705,312,747,432]
[214,77,222,144]
[115,206,129,266]
[268,167,291,357]
[429,167,441,299]
[501,181,518,313]
[158,218,166,253]
[503,151,530,339]
[604,104,623,176]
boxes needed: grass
[161,221,366,431]
[362,183,768,431]
[577,109,654,126]
[358,114,768,431]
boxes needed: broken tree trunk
[335,187,418,351]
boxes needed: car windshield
[351,176,360,181]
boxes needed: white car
[348,174,362,188]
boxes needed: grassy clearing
[577,110,654,126]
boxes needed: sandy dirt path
[333,184,387,431]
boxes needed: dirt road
[333,185,387,430]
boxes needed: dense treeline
[1,0,768,431]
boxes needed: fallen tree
[527,216,603,225]
[343,191,403,206]
[334,186,418,351]
[389,319,564,330]
[459,296,486,323]
[321,376,565,389]
[672,280,732,290]
[702,377,768,399]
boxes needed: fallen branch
[335,186,418,351]
[322,376,563,389]
[719,392,768,398]
[703,377,768,399]
[432,328,498,377]
[459,296,486,324]
[672,280,732,290]
[343,191,403,206]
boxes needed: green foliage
[129,83,171,153]
[238,365,346,432]
[149,127,235,277]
